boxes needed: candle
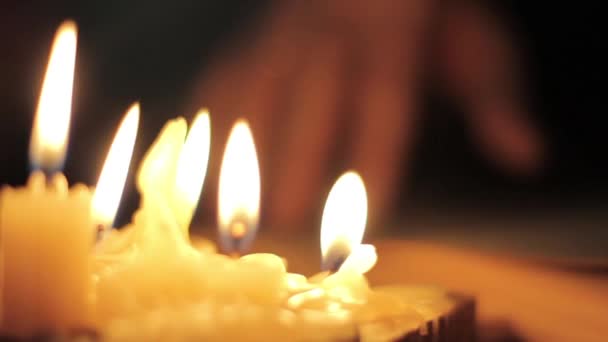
[286,172,460,340]
[286,171,375,315]
[93,115,208,324]
[0,21,93,336]
[93,113,213,315]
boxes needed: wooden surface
[252,236,608,342]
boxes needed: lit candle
[215,120,287,303]
[91,102,140,236]
[312,172,469,340]
[287,172,374,313]
[0,21,93,336]
[93,113,215,324]
[217,119,260,255]
[320,171,377,274]
[173,110,211,236]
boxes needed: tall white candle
[0,21,93,336]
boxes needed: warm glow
[29,20,78,172]
[91,103,140,228]
[218,120,260,253]
[175,110,211,215]
[321,171,375,273]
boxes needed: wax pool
[93,231,459,341]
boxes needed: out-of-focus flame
[29,20,77,172]
[218,120,260,254]
[174,109,211,229]
[91,103,140,229]
[321,171,375,273]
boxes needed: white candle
[0,21,93,336]
[1,173,93,335]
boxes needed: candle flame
[218,120,260,254]
[321,171,375,273]
[91,103,140,229]
[174,110,211,225]
[29,20,77,172]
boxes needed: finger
[266,36,347,229]
[229,2,313,216]
[185,2,309,220]
[439,3,544,173]
[470,102,544,174]
[349,39,420,228]
[185,45,249,222]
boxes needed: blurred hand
[188,0,543,229]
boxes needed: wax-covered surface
[86,229,466,341]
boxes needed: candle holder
[361,292,475,342]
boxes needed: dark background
[1,1,605,258]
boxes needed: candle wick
[229,252,240,259]
[95,223,107,243]
[321,240,351,273]
[321,255,347,274]
[219,216,254,256]
[230,222,247,239]
[42,170,57,187]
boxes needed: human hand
[187,0,543,229]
